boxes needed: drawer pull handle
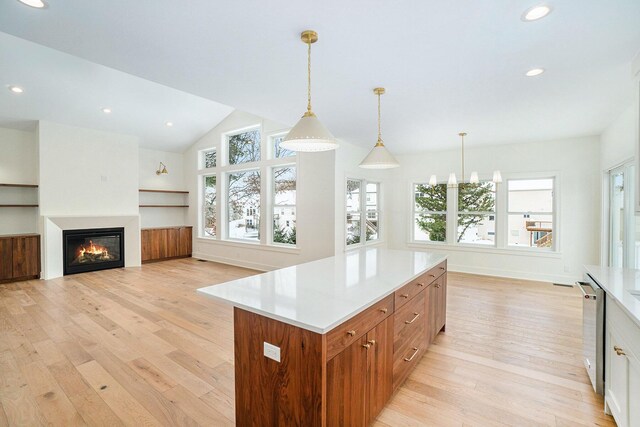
[435,284,441,288]
[362,343,371,349]
[379,308,388,314]
[347,330,356,337]
[439,267,445,270]
[417,282,424,287]
[404,347,419,362]
[428,274,435,278]
[400,294,409,299]
[614,346,626,356]
[367,339,376,346]
[405,312,420,324]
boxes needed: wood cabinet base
[141,226,192,263]
[0,234,40,284]
[232,263,447,426]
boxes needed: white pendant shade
[429,175,437,186]
[448,173,457,186]
[469,171,479,184]
[492,170,503,183]
[359,142,399,169]
[281,114,338,152]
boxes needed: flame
[76,240,110,258]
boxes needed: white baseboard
[192,251,274,272]
[448,262,577,285]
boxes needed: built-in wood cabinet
[0,234,40,283]
[232,260,447,425]
[605,297,640,427]
[140,226,192,263]
[326,317,393,426]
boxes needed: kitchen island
[198,248,447,426]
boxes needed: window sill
[344,239,385,252]
[196,237,301,254]
[406,242,562,259]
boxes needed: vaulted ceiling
[0,0,639,152]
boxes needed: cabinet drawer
[393,329,427,390]
[326,294,394,361]
[395,273,434,310]
[393,289,426,347]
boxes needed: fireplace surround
[63,227,125,275]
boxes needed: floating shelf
[0,183,39,188]
[139,205,189,208]
[0,204,39,207]
[139,189,189,194]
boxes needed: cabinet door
[630,356,640,427]
[365,317,393,424]
[606,329,628,426]
[0,238,12,280]
[428,283,439,343]
[141,230,152,262]
[326,336,368,426]
[436,274,447,333]
[12,236,39,278]
[178,227,192,256]
[166,228,180,258]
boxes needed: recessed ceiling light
[525,68,545,77]
[17,0,47,9]
[165,121,174,127]
[102,107,112,114]
[522,5,552,21]
[8,85,24,94]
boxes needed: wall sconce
[156,162,168,175]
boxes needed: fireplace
[63,227,125,275]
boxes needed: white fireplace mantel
[41,215,141,280]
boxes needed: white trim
[406,242,562,259]
[447,262,575,285]
[192,251,273,272]
[196,237,301,254]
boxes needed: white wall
[386,136,601,283]
[184,110,335,270]
[0,126,39,234]
[38,121,139,216]
[600,104,638,171]
[138,147,187,228]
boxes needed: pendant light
[280,30,338,152]
[359,87,399,169]
[437,132,501,187]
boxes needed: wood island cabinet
[140,226,192,263]
[230,259,447,426]
[0,234,40,283]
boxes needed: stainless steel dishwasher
[576,274,605,395]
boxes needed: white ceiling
[0,32,233,152]
[0,0,639,153]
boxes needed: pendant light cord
[460,133,465,184]
[378,92,382,142]
[307,40,312,114]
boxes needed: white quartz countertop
[584,265,640,327]
[197,248,447,334]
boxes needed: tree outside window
[457,182,496,245]
[228,170,261,241]
[228,129,261,165]
[273,166,296,245]
[414,184,447,242]
[203,175,216,237]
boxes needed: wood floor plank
[0,259,615,426]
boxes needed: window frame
[201,174,217,239]
[409,172,560,255]
[345,178,382,249]
[199,148,217,170]
[197,124,298,250]
[411,181,448,245]
[506,177,556,251]
[271,164,297,247]
[455,181,497,248]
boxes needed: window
[346,179,380,246]
[201,149,216,169]
[272,134,295,159]
[365,183,380,242]
[202,175,216,237]
[227,170,261,241]
[413,183,447,242]
[507,178,554,248]
[228,128,261,165]
[273,166,296,245]
[457,182,496,245]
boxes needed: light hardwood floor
[0,258,614,426]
